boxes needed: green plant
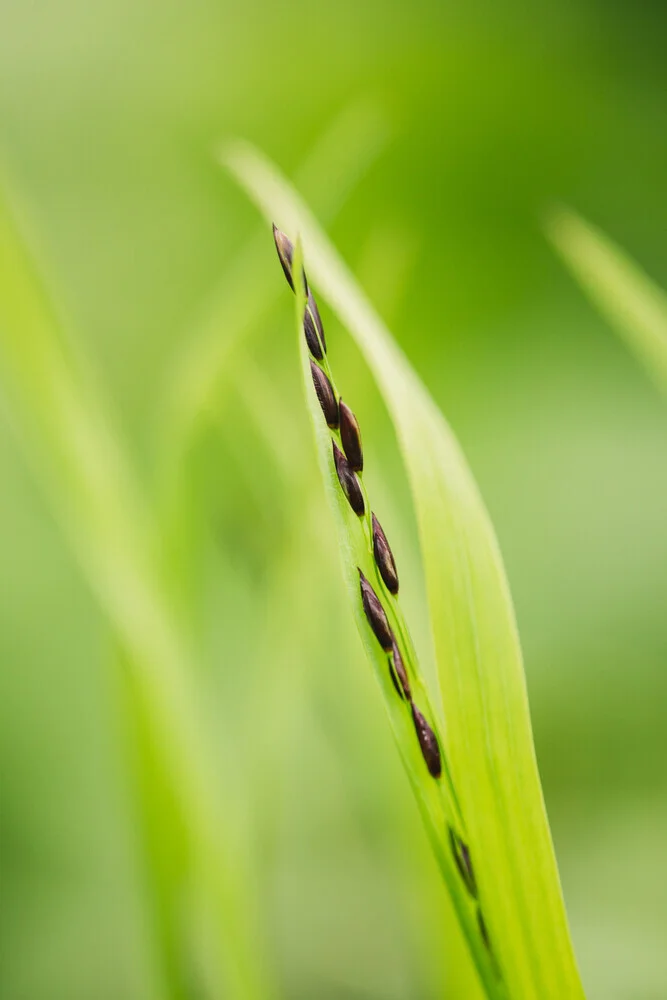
[278,228,500,996]
[546,206,667,395]
[0,102,391,1000]
[223,141,586,1000]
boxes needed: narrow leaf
[222,142,586,1000]
[0,187,270,1000]
[546,206,667,395]
[291,241,500,996]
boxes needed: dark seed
[306,291,326,354]
[333,442,365,516]
[358,569,394,650]
[339,400,363,472]
[272,224,295,291]
[390,640,410,699]
[310,362,339,428]
[304,305,324,360]
[448,827,478,899]
[372,513,399,594]
[411,703,442,778]
[477,909,491,952]
[272,223,308,295]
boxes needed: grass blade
[222,142,586,1000]
[290,241,501,997]
[546,206,667,394]
[0,186,271,1000]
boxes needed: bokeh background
[1,1,666,998]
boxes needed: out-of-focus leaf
[0,187,271,1000]
[222,141,586,1000]
[546,206,667,395]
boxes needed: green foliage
[0,188,269,1000]
[547,207,667,395]
[223,144,586,1000]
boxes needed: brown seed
[339,400,363,472]
[448,827,478,899]
[333,442,365,516]
[272,224,295,291]
[272,223,308,295]
[358,569,394,650]
[310,362,339,428]
[304,305,324,360]
[390,640,410,699]
[411,703,442,778]
[372,513,399,594]
[304,291,326,357]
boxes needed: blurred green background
[1,1,666,998]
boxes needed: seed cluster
[273,224,442,772]
[273,224,495,969]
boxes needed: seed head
[372,513,398,594]
[333,441,365,516]
[390,640,410,699]
[411,703,442,778]
[358,569,394,650]
[310,361,339,428]
[339,400,363,472]
[448,827,478,899]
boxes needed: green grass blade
[546,206,667,394]
[222,142,586,1000]
[290,242,502,998]
[0,187,271,1000]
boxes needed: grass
[285,232,504,998]
[221,142,586,998]
[0,183,273,1000]
[0,121,597,995]
[546,206,667,396]
[0,104,395,1000]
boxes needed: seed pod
[272,224,295,291]
[358,569,394,650]
[448,827,478,898]
[304,305,324,360]
[411,703,442,778]
[390,640,410,699]
[272,223,309,296]
[339,400,363,472]
[303,291,326,358]
[333,441,365,516]
[310,362,339,428]
[372,513,398,594]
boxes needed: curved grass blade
[291,241,502,998]
[546,206,667,395]
[222,142,586,1000]
[0,185,272,1000]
